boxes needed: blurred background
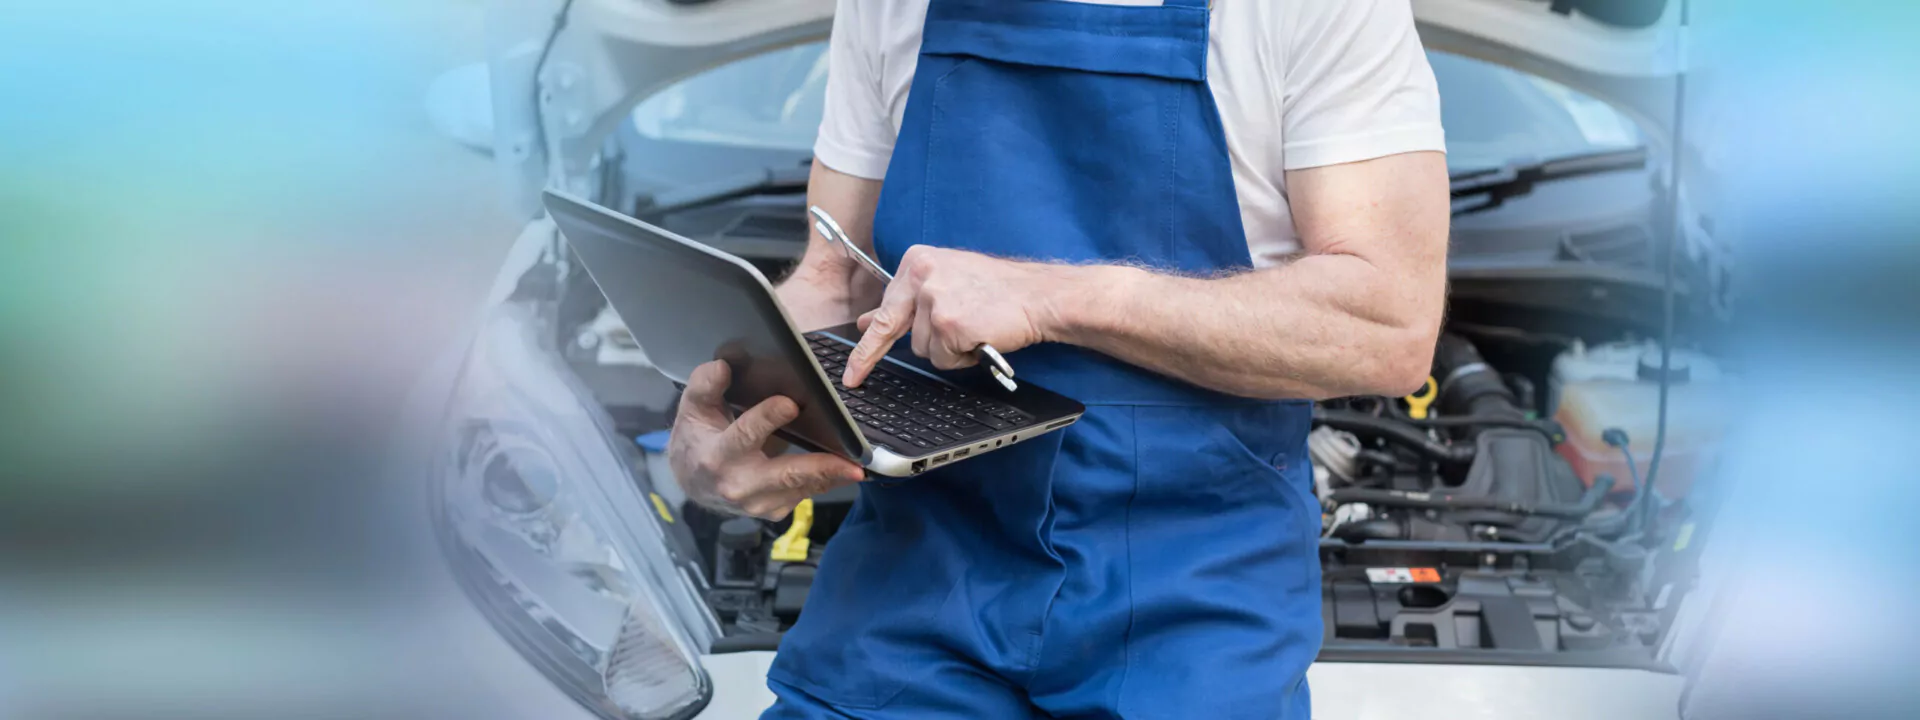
[2,0,1917,718]
[0,1,534,717]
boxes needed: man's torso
[817,0,1444,267]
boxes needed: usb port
[932,453,951,463]
[954,448,972,459]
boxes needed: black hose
[1312,409,1475,464]
[710,633,784,654]
[1328,474,1616,519]
[1333,518,1405,542]
[1590,430,1650,538]
[1433,334,1523,418]
[1391,414,1565,443]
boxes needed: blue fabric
[765,1,1321,717]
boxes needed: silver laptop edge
[544,190,1079,478]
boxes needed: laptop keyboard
[806,333,1036,454]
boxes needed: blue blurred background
[2,0,1917,717]
[0,1,531,717]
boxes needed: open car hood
[1419,0,1679,78]
[495,0,1683,213]
[1416,0,1682,145]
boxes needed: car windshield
[630,43,828,153]
[629,43,1644,174]
[1430,52,1644,173]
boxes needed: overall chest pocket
[915,52,1188,267]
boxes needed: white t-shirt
[815,0,1446,266]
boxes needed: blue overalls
[765,1,1322,717]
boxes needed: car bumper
[690,651,1683,719]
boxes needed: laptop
[545,190,1085,477]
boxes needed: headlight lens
[431,298,714,720]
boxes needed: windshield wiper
[1450,147,1648,217]
[635,163,812,217]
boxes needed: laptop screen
[545,191,864,460]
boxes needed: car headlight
[429,298,717,720]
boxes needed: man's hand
[835,153,1446,401]
[841,246,1067,387]
[668,360,866,520]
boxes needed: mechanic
[668,0,1448,716]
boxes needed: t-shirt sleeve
[1281,0,1446,170]
[813,0,895,180]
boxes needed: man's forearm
[1045,256,1441,400]
[776,253,862,332]
[777,161,887,331]
[1038,152,1449,401]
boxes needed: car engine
[556,245,1717,664]
[1312,333,1601,546]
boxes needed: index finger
[842,281,917,387]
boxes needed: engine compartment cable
[1642,0,1692,545]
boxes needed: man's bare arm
[776,162,886,330]
[1050,152,1449,400]
[842,151,1448,401]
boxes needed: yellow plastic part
[1405,377,1439,420]
[770,498,814,562]
[650,493,675,524]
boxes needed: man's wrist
[1034,263,1144,346]
[776,254,858,330]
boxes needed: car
[409,0,1733,717]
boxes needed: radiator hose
[1327,474,1616,519]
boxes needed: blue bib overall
[766,1,1322,717]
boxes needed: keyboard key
[963,410,1011,430]
[946,425,987,440]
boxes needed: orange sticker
[1409,568,1441,583]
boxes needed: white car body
[417,1,1721,718]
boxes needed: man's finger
[765,452,867,495]
[910,298,934,360]
[856,308,878,333]
[721,395,799,454]
[678,360,733,423]
[843,282,916,387]
[920,295,974,370]
[931,336,979,370]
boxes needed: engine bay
[561,257,1721,667]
